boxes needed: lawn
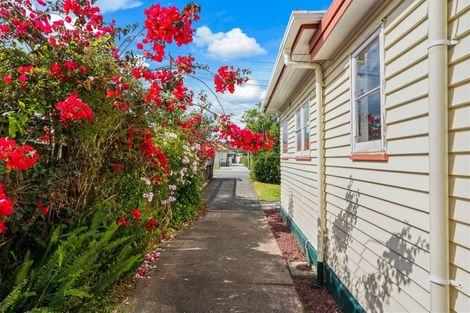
[252,181,281,202]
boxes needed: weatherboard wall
[321,0,433,311]
[276,0,469,312]
[279,70,319,252]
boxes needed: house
[214,145,236,168]
[261,1,469,312]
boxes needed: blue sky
[96,0,332,123]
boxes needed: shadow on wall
[328,176,430,312]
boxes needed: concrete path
[126,165,303,313]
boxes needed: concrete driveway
[126,165,303,313]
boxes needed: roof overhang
[309,0,384,60]
[261,11,324,114]
[262,0,383,114]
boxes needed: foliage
[0,0,273,311]
[251,150,281,184]
[243,105,280,183]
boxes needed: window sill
[350,153,389,161]
[281,156,289,160]
[295,156,312,161]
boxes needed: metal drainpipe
[428,0,452,311]
[283,53,326,286]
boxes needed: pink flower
[2,75,12,84]
[18,74,28,82]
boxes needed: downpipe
[283,53,326,286]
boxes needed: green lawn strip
[252,181,280,202]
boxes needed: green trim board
[279,206,365,313]
[279,206,317,266]
[325,264,365,313]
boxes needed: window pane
[303,126,310,151]
[296,130,301,151]
[303,103,309,128]
[355,90,381,143]
[296,109,301,131]
[355,37,380,98]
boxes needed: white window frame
[281,119,288,155]
[295,99,311,156]
[350,26,385,154]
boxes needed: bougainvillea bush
[0,0,273,311]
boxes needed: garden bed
[264,208,342,313]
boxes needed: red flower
[0,219,6,233]
[111,163,123,173]
[17,65,34,74]
[65,16,72,23]
[64,60,78,71]
[48,37,57,46]
[0,197,14,217]
[56,92,94,126]
[2,75,12,84]
[137,43,144,49]
[50,63,62,76]
[214,66,247,94]
[145,217,157,231]
[117,215,129,227]
[0,137,16,160]
[6,145,39,170]
[78,66,88,74]
[37,201,44,207]
[0,24,10,33]
[41,206,49,215]
[132,208,141,221]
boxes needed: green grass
[252,181,280,202]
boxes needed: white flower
[179,168,187,177]
[183,145,190,151]
[182,156,190,164]
[143,192,154,202]
[140,177,151,185]
[169,185,177,191]
[166,132,177,138]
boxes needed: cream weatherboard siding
[448,0,470,312]
[322,1,432,312]
[280,71,319,250]
[274,0,469,312]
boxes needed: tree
[242,104,280,184]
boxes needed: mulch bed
[264,208,342,313]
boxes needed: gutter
[284,53,326,286]
[427,0,461,311]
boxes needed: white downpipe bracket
[429,275,463,288]
[428,0,450,312]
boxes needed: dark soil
[264,208,342,313]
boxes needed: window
[281,120,288,154]
[351,28,384,153]
[296,108,302,152]
[303,103,310,151]
[295,101,310,155]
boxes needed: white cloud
[222,80,265,104]
[194,26,267,59]
[95,0,143,13]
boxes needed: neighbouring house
[214,145,236,168]
[262,1,469,312]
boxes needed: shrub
[251,151,280,184]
